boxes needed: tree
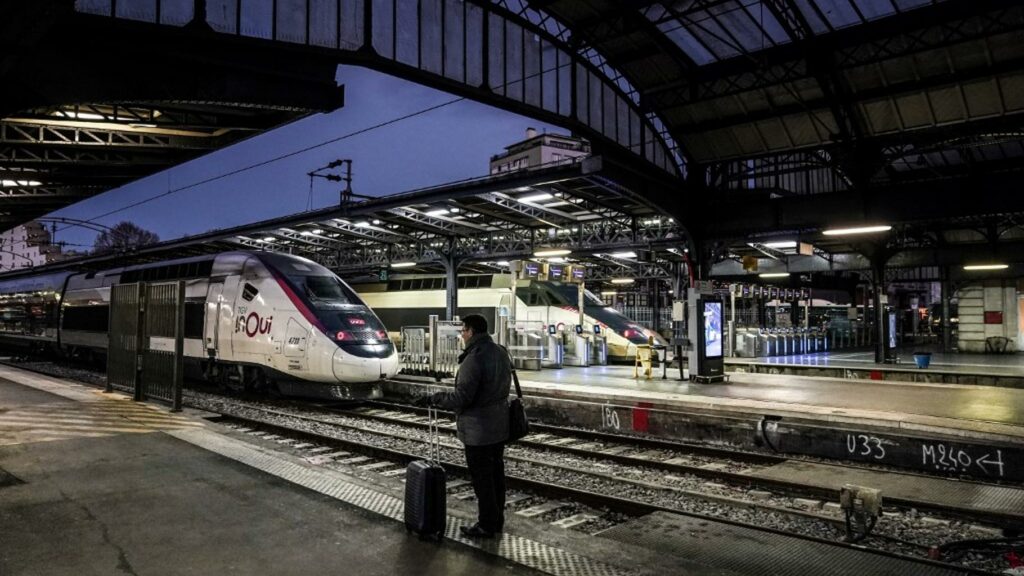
[93,222,160,254]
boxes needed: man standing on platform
[426,314,511,538]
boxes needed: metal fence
[432,318,464,379]
[399,325,430,375]
[141,282,185,409]
[503,320,545,370]
[107,283,142,393]
[106,281,184,410]
[398,315,465,379]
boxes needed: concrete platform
[0,366,732,576]
[390,364,1024,482]
[727,349,1024,388]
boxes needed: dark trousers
[464,442,506,532]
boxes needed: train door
[231,258,270,359]
[282,318,309,372]
[204,282,224,357]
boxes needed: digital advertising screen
[703,301,723,358]
[887,312,897,349]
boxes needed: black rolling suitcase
[404,406,446,540]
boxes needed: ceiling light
[609,251,637,259]
[496,261,510,266]
[515,186,532,192]
[759,272,789,278]
[546,257,566,263]
[601,291,617,296]
[534,249,571,257]
[371,219,381,225]
[300,231,312,236]
[762,241,797,249]
[822,225,892,236]
[520,193,553,203]
[311,229,323,234]
[610,278,634,285]
[425,209,449,217]
[355,221,370,227]
[262,237,276,242]
[0,180,42,187]
[391,262,417,268]
[963,264,1009,271]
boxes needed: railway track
[5,358,1020,574]
[197,396,1007,574]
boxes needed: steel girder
[74,0,680,177]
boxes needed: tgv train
[356,274,666,362]
[0,252,398,399]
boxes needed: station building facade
[490,128,591,174]
[0,221,65,271]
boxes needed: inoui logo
[236,311,273,337]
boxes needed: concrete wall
[957,280,1021,353]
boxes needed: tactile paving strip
[599,512,965,576]
[168,428,634,576]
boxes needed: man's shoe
[459,524,495,539]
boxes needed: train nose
[332,348,400,381]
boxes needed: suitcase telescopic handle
[428,406,442,465]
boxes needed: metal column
[941,269,952,352]
[444,256,459,321]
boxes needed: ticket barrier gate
[564,333,591,367]
[544,333,564,368]
[591,335,608,365]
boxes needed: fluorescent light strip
[822,225,892,236]
[758,273,789,278]
[391,262,417,268]
[762,241,796,249]
[534,249,571,257]
[519,193,553,203]
[963,264,1009,271]
[610,278,634,284]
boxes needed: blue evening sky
[49,65,560,250]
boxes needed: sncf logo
[236,311,273,337]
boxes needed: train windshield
[260,254,362,310]
[543,283,652,344]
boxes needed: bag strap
[500,344,523,399]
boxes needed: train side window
[241,283,258,302]
[184,301,204,339]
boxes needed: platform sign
[572,267,585,282]
[770,287,779,299]
[742,284,750,298]
[800,288,810,300]
[522,261,540,279]
[547,264,564,281]
[785,288,793,300]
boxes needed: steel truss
[75,0,680,177]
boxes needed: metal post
[444,257,458,321]
[577,281,585,329]
[172,280,185,412]
[510,262,519,327]
[133,283,145,402]
[729,286,736,357]
[873,271,885,364]
[941,271,952,352]
[428,314,439,375]
[652,279,661,335]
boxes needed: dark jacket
[431,333,512,446]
